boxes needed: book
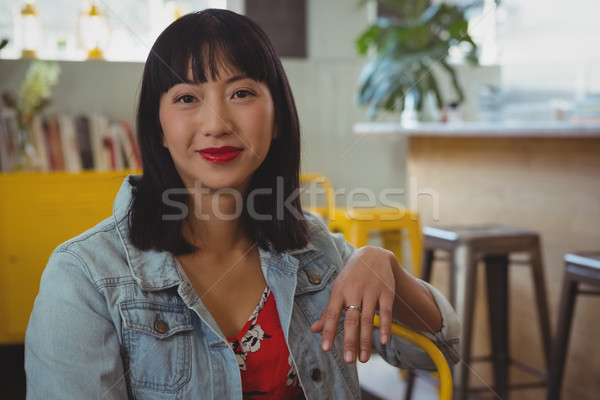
[89,114,111,171]
[119,121,141,170]
[107,122,126,170]
[75,115,94,170]
[58,114,82,172]
[30,115,51,172]
[44,116,66,171]
[0,109,19,172]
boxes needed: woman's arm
[25,250,128,400]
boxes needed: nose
[197,97,233,138]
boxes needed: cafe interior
[0,1,599,399]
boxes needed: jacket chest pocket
[120,301,193,393]
[294,252,344,334]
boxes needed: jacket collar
[113,175,184,291]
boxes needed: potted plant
[355,0,478,120]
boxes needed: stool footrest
[468,356,547,381]
[577,289,600,296]
[467,381,547,394]
[510,359,548,381]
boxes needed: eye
[176,94,196,104]
[232,90,254,99]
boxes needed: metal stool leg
[454,246,478,400]
[530,242,553,367]
[547,270,578,400]
[485,254,510,400]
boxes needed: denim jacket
[25,176,460,400]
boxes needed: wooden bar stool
[412,224,552,400]
[547,252,600,400]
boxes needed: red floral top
[227,287,305,400]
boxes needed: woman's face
[159,64,277,195]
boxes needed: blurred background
[1,1,599,399]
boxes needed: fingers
[312,297,392,364]
[356,297,376,363]
[311,246,399,363]
[342,304,361,363]
[310,300,343,352]
[376,291,394,346]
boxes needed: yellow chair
[298,172,336,219]
[0,171,131,344]
[373,315,453,400]
[299,173,423,277]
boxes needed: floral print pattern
[227,287,303,399]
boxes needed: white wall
[287,0,409,205]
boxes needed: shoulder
[292,211,356,268]
[49,215,131,285]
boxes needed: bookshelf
[0,170,136,344]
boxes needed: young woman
[25,9,459,400]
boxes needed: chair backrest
[299,173,336,219]
[300,172,423,277]
[373,315,453,400]
[0,171,129,344]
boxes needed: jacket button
[154,317,169,334]
[308,272,321,284]
[311,368,322,381]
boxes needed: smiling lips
[198,146,243,164]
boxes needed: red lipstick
[198,146,243,164]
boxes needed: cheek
[158,112,182,149]
[256,104,276,141]
[158,106,169,148]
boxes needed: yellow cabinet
[0,171,133,344]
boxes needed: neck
[184,189,250,253]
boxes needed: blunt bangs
[147,10,278,95]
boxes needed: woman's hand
[310,246,397,364]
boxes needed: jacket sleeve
[25,249,129,400]
[372,280,461,371]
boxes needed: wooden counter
[354,122,600,400]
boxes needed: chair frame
[373,315,453,400]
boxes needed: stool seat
[547,251,600,400]
[423,224,540,251]
[411,224,552,400]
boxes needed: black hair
[128,9,309,254]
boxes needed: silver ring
[344,305,362,312]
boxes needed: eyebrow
[175,73,252,88]
[225,74,251,84]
